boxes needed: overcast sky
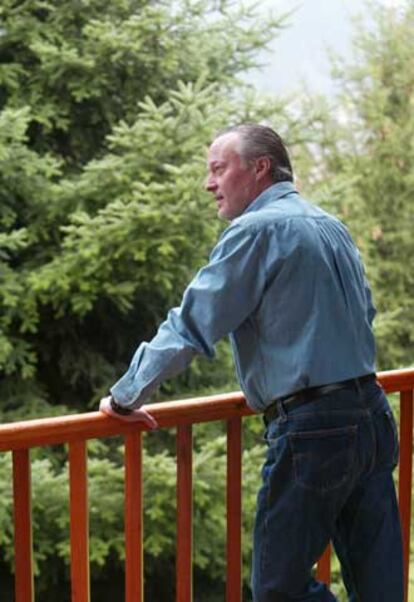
[244,0,405,98]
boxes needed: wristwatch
[109,395,134,416]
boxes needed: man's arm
[103,223,267,420]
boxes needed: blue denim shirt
[111,182,376,412]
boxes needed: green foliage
[300,1,414,370]
[0,432,263,599]
[0,0,289,598]
[0,0,280,167]
[0,0,413,599]
[0,454,13,562]
[0,0,287,416]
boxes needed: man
[100,124,403,601]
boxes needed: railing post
[125,432,143,602]
[13,449,34,602]
[176,425,193,602]
[69,440,90,602]
[226,417,242,602]
[398,389,413,602]
[316,543,331,586]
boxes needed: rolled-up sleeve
[110,223,266,408]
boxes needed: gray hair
[215,123,293,184]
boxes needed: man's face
[205,133,258,220]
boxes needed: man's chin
[217,206,233,221]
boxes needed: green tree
[0,0,288,415]
[0,0,280,167]
[0,1,297,599]
[4,0,412,598]
[299,1,414,370]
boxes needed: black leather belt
[264,373,376,425]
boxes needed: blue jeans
[252,379,403,601]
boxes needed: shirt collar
[242,181,298,215]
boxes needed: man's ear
[255,156,272,180]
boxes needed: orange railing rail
[1,368,413,602]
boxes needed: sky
[244,0,405,98]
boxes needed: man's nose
[205,176,217,191]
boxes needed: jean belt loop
[277,400,287,422]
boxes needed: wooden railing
[1,368,413,601]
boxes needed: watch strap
[109,395,134,416]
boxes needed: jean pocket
[264,418,284,445]
[289,425,358,495]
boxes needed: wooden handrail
[1,367,413,602]
[0,368,412,452]
[0,392,248,452]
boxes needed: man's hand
[99,396,158,429]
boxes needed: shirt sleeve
[110,223,267,409]
[356,249,376,325]
[364,276,376,325]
